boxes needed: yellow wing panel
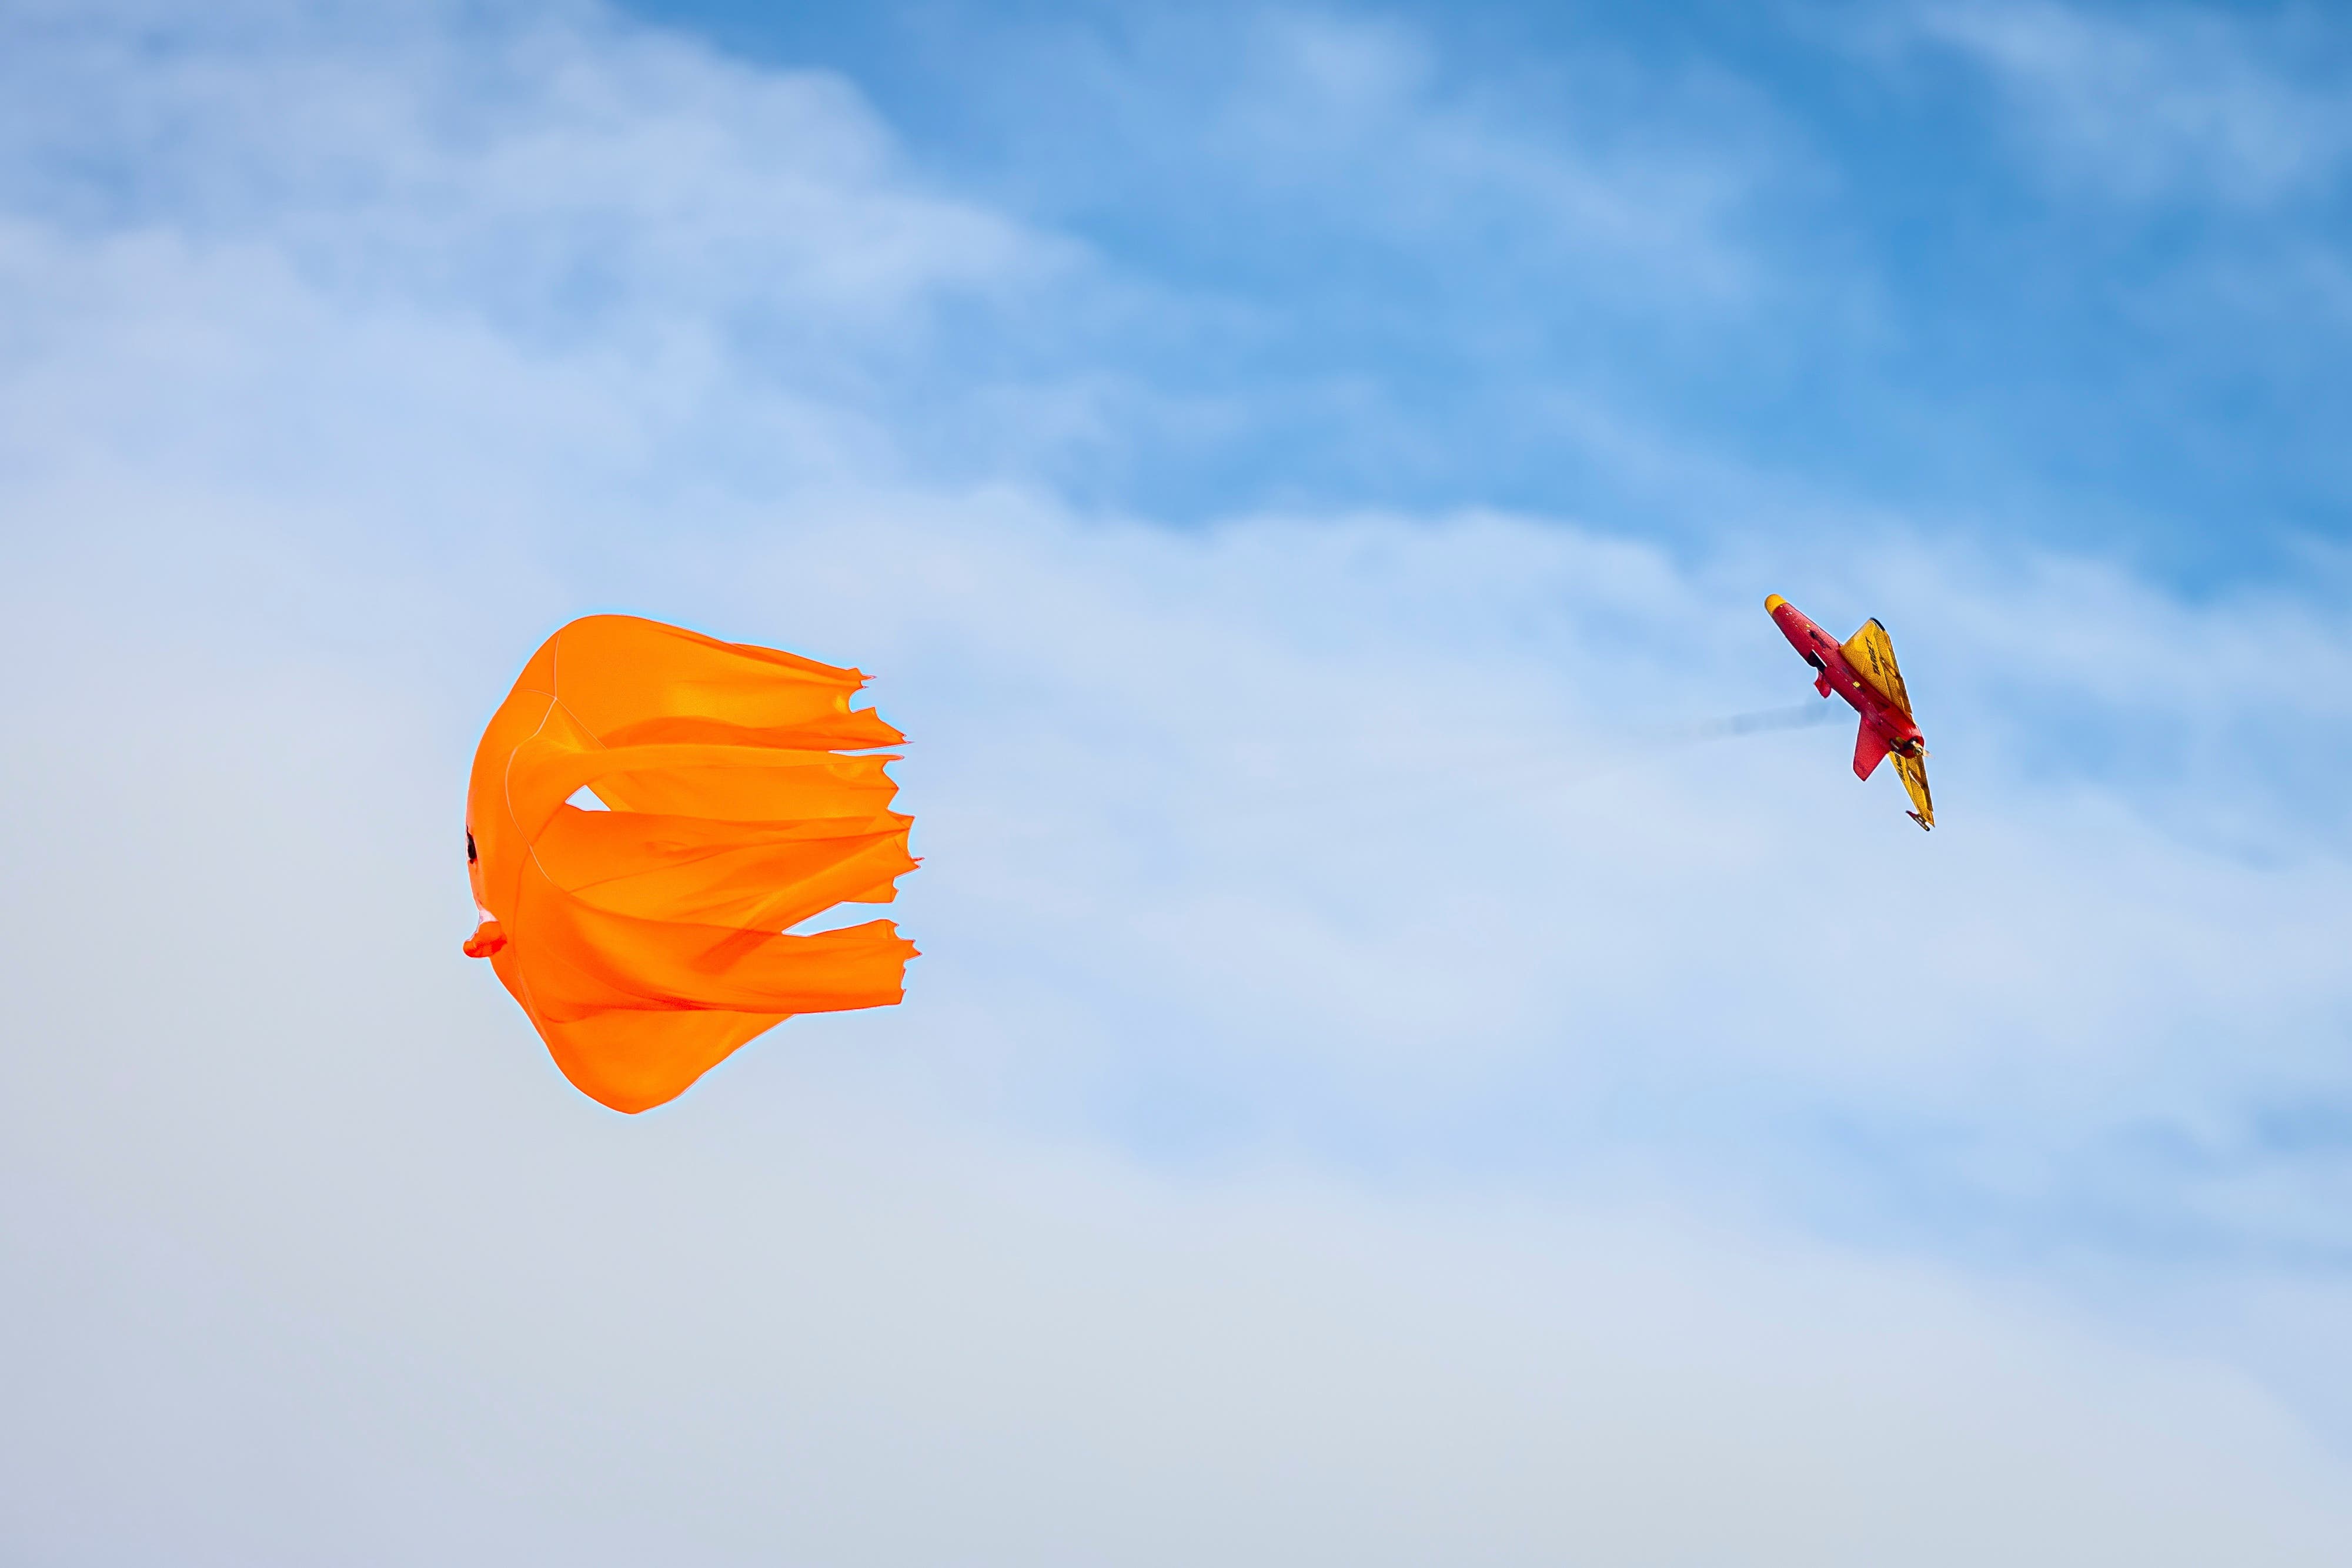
[1841,619,1913,716]
[1893,751,1934,829]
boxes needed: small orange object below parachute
[463,614,918,1112]
[1766,594,1936,829]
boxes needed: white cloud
[0,0,1089,514]
[1211,10,1767,295]
[1906,1,2352,203]
[4,0,2348,1251]
[4,0,2352,1557]
[1,636,2347,1560]
[1182,7,1777,295]
[2,0,1055,317]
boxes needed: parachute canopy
[463,615,917,1112]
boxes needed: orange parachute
[463,615,917,1112]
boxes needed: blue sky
[628,0,2352,574]
[5,0,2352,1561]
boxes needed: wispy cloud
[5,0,2352,1556]
[697,1,1822,520]
[1905,1,2352,203]
[2,0,1058,316]
[8,0,2350,1266]
[1114,8,1772,299]
[0,0,1093,512]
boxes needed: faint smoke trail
[1641,702,1842,747]
[1212,700,1845,830]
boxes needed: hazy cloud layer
[4,0,2351,1560]
[1905,1,2352,203]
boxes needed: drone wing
[1840,618,1914,716]
[1893,750,1935,830]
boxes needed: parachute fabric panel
[463,616,917,1112]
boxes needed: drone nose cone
[1765,593,1788,613]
